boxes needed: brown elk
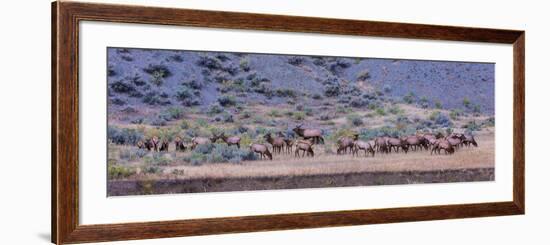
[352,135,375,157]
[295,139,314,158]
[217,133,241,149]
[446,134,464,150]
[374,136,389,154]
[150,136,160,152]
[292,124,325,144]
[249,143,272,160]
[336,136,355,155]
[174,136,186,151]
[463,134,478,147]
[190,135,217,150]
[386,137,409,153]
[277,132,294,154]
[264,133,285,154]
[137,140,146,150]
[431,139,455,155]
[159,139,169,152]
[403,135,429,151]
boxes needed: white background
[0,0,547,244]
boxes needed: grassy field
[112,130,493,180]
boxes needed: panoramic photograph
[106,47,495,196]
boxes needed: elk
[174,136,186,151]
[374,136,389,154]
[352,135,375,157]
[292,124,325,144]
[217,133,241,149]
[159,139,169,152]
[403,135,429,151]
[386,137,409,153]
[463,134,478,147]
[277,132,294,154]
[150,136,160,152]
[431,139,455,155]
[336,136,355,155]
[264,133,285,154]
[295,139,314,158]
[249,143,272,160]
[137,140,146,150]
[446,134,464,150]
[190,135,216,150]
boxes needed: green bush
[144,153,171,166]
[347,114,363,126]
[463,97,471,108]
[403,92,416,104]
[434,100,442,109]
[293,111,306,120]
[268,109,281,117]
[108,164,136,180]
[218,95,237,107]
[375,108,386,116]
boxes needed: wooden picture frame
[52,1,525,244]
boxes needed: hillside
[107,47,494,119]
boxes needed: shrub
[449,109,461,120]
[119,148,147,161]
[388,105,402,115]
[312,93,323,100]
[463,121,481,132]
[108,164,136,180]
[143,64,171,79]
[288,56,304,66]
[274,89,297,98]
[473,104,481,114]
[347,114,363,126]
[293,111,306,120]
[196,55,222,70]
[350,97,368,108]
[108,65,117,77]
[403,92,416,104]
[327,59,351,75]
[207,103,225,115]
[356,70,371,81]
[419,96,429,108]
[144,153,171,166]
[110,80,136,94]
[110,98,126,106]
[463,97,471,108]
[375,108,386,116]
[161,107,184,121]
[169,54,184,62]
[268,109,281,117]
[324,85,340,97]
[142,165,162,174]
[430,112,452,127]
[193,143,215,154]
[128,74,146,86]
[434,100,442,109]
[383,84,392,93]
[240,58,250,71]
[218,95,237,107]
[108,126,143,145]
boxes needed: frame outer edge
[513,32,525,213]
[52,1,526,244]
[51,1,58,244]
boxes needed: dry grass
[157,131,494,180]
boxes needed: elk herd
[136,123,479,161]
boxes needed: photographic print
[106,47,495,196]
